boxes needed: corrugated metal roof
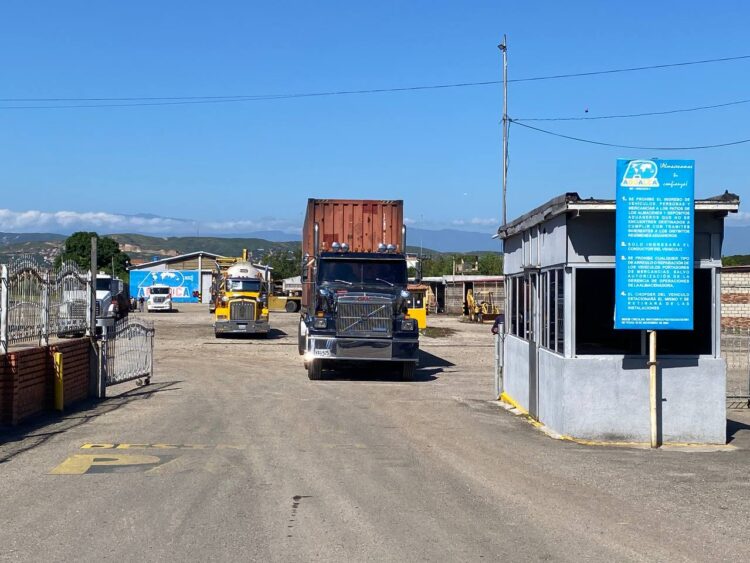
[128,251,225,270]
[418,275,504,284]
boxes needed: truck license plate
[237,324,247,330]
[314,349,331,358]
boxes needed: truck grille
[230,300,255,321]
[336,299,392,338]
[153,296,167,303]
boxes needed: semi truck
[95,273,129,332]
[298,199,419,380]
[213,252,271,337]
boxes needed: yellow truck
[213,252,271,337]
[406,283,429,330]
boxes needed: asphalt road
[1,305,750,562]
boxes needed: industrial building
[128,251,223,303]
[421,275,504,315]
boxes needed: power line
[1,54,749,108]
[509,120,750,150]
[514,97,750,122]
[508,54,750,83]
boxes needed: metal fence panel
[721,327,750,408]
[50,260,89,337]
[6,255,47,347]
[0,255,92,352]
[104,317,154,386]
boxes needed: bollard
[54,352,64,412]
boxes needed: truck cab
[214,262,270,336]
[147,284,173,312]
[95,274,128,331]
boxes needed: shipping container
[301,199,405,308]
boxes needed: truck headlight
[313,317,328,329]
[400,318,416,331]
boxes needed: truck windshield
[226,279,262,292]
[318,259,406,287]
[95,279,112,291]
[150,287,170,295]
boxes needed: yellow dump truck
[213,252,271,337]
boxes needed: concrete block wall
[722,270,750,329]
[0,338,92,426]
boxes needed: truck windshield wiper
[333,279,353,286]
[374,278,394,287]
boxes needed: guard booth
[498,192,739,444]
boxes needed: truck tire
[401,362,416,382]
[298,322,306,355]
[307,359,323,380]
[285,300,298,313]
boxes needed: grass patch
[422,326,458,338]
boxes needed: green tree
[56,232,131,279]
[265,249,302,281]
[477,253,503,275]
[723,255,750,266]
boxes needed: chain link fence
[721,327,750,408]
[0,255,92,353]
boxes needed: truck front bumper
[215,320,270,334]
[306,335,418,362]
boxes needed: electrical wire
[1,54,749,108]
[514,97,750,122]
[509,120,750,150]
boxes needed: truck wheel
[285,300,297,313]
[401,362,416,382]
[307,359,323,380]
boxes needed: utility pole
[498,35,508,226]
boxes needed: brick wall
[0,338,92,426]
[722,269,750,329]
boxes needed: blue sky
[1,0,749,235]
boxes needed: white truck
[147,284,173,312]
[96,274,128,331]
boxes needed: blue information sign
[615,159,695,330]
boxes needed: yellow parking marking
[49,454,166,475]
[80,443,230,450]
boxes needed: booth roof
[497,191,740,240]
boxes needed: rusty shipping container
[301,199,404,308]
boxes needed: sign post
[615,159,695,448]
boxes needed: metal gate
[103,317,155,387]
[722,327,750,408]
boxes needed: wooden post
[648,330,659,448]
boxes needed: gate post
[41,269,50,347]
[494,324,505,399]
[0,265,8,355]
[98,336,108,399]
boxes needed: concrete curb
[493,393,736,452]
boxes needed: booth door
[527,271,539,419]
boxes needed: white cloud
[0,208,299,235]
[450,217,498,227]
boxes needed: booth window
[575,268,712,356]
[541,269,565,353]
[507,275,529,339]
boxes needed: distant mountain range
[3,224,748,262]
[222,227,502,253]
